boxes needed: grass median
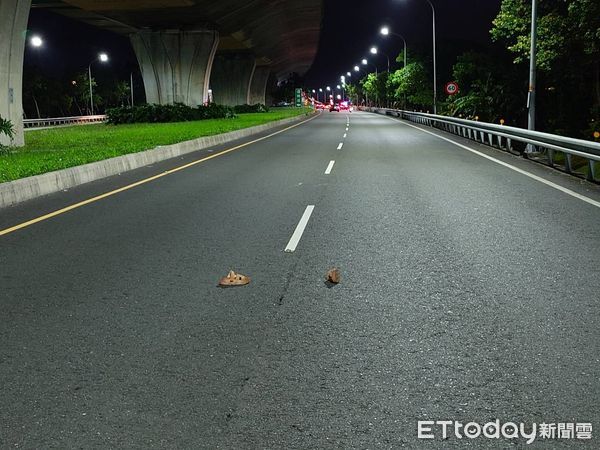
[0,108,311,183]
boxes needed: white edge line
[325,160,335,175]
[343,133,347,138]
[337,143,344,150]
[386,116,600,209]
[284,205,315,253]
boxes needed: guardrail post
[565,153,573,173]
[548,149,554,167]
[587,160,596,182]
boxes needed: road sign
[295,88,303,107]
[445,82,459,96]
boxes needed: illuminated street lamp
[370,46,390,72]
[30,35,43,48]
[362,58,378,76]
[380,26,408,69]
[88,52,109,115]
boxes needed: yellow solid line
[0,113,319,237]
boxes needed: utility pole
[526,0,538,153]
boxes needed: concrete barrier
[0,113,313,208]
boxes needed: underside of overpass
[0,0,322,145]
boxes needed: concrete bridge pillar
[130,30,219,106]
[210,53,256,106]
[0,0,31,147]
[248,66,270,105]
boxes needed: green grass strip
[0,108,310,183]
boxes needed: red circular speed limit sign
[445,82,459,95]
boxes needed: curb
[0,113,313,209]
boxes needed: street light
[30,35,43,48]
[370,46,390,73]
[88,52,109,115]
[362,58,378,76]
[399,1,437,113]
[380,26,408,69]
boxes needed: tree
[442,51,523,123]
[491,0,568,71]
[72,71,103,114]
[491,0,600,137]
[114,81,132,107]
[387,62,431,110]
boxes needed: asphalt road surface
[1,111,599,449]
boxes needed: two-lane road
[1,111,599,448]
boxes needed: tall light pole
[370,46,390,73]
[380,26,408,69]
[401,1,437,113]
[319,88,323,103]
[527,0,538,152]
[88,52,108,115]
[425,0,437,114]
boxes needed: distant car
[274,101,292,107]
[329,104,340,112]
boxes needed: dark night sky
[26,0,503,89]
[304,0,503,88]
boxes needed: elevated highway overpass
[0,0,323,145]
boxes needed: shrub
[106,103,236,125]
[0,115,15,154]
[233,103,269,114]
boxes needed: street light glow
[336,85,341,90]
[99,53,109,62]
[30,35,43,47]
[347,72,351,77]
[370,47,378,55]
[354,66,360,72]
[362,59,368,65]
[380,26,390,36]
[326,86,331,91]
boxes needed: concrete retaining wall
[0,113,312,208]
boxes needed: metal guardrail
[23,115,107,129]
[369,108,600,183]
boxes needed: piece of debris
[326,268,341,284]
[218,270,251,287]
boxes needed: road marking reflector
[343,133,347,138]
[325,160,335,175]
[284,205,315,253]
